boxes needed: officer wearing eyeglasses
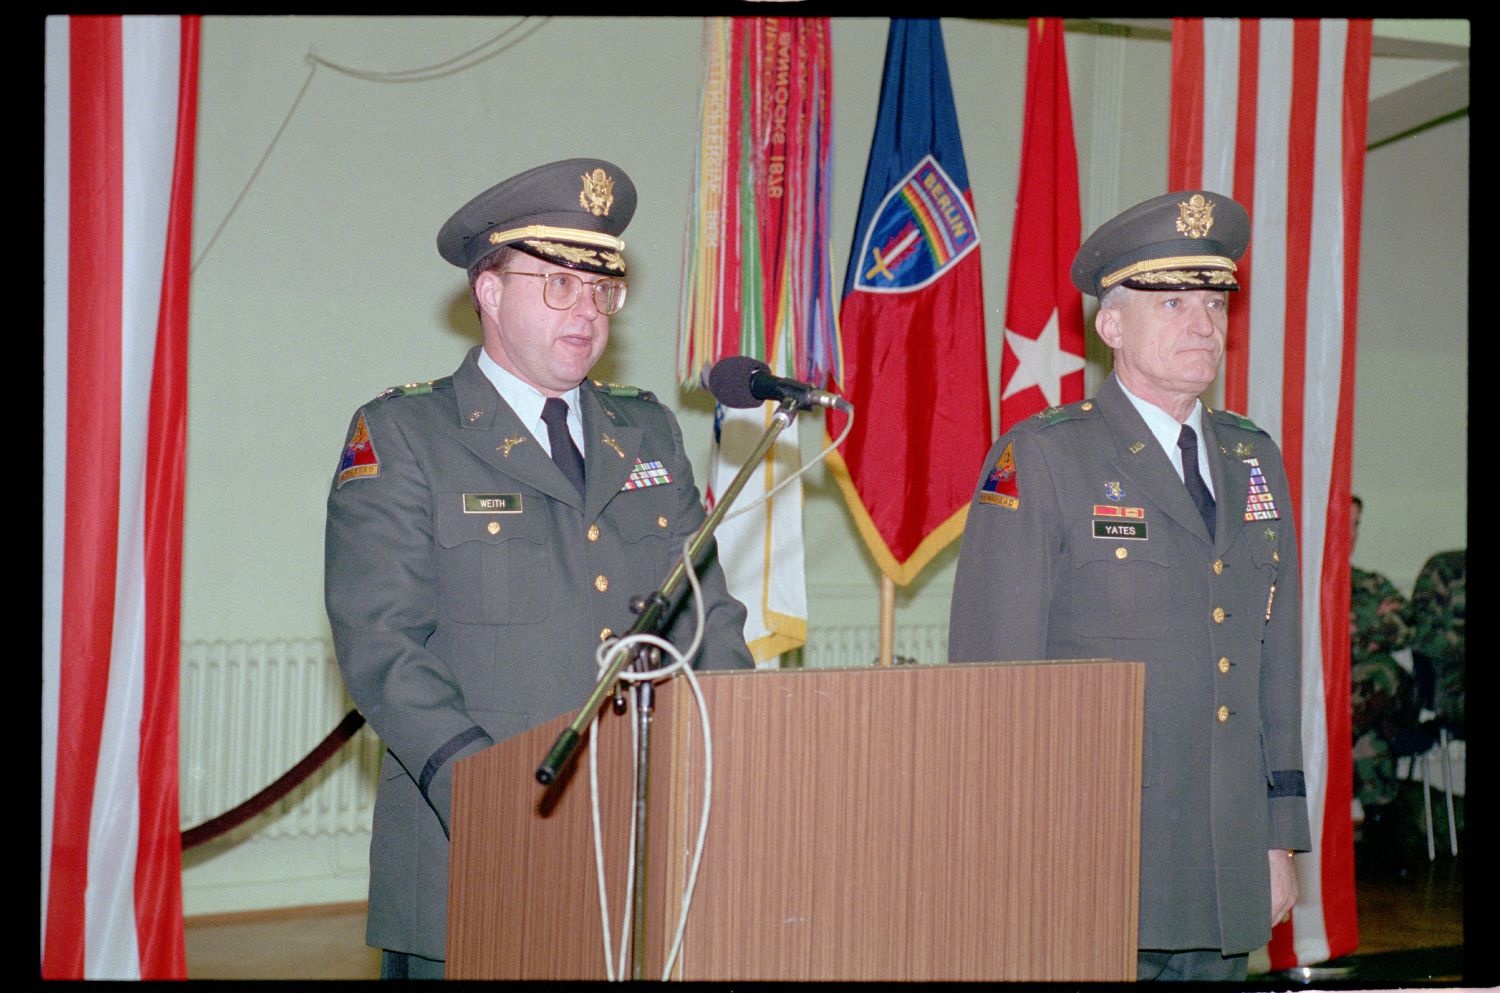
[324,158,753,979]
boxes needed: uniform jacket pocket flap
[436,496,548,549]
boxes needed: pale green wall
[1351,113,1468,593]
[182,15,1467,649]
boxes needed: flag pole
[878,575,895,666]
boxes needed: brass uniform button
[595,575,609,593]
[657,516,669,529]
[1212,606,1226,624]
[1217,705,1229,722]
[587,524,600,542]
[1081,402,1094,411]
[1212,559,1223,575]
[1218,657,1230,674]
[599,627,613,643]
[1115,547,1128,560]
[486,521,501,535]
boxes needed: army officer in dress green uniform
[324,158,753,978]
[948,191,1311,981]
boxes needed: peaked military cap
[436,157,636,277]
[1071,190,1249,298]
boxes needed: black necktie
[1177,423,1216,541]
[541,397,585,497]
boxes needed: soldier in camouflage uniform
[1410,548,1465,734]
[1349,496,1415,810]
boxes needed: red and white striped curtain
[1170,17,1371,968]
[42,14,198,979]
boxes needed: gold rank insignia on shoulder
[379,380,435,399]
[1214,408,1264,433]
[1037,401,1092,427]
[594,381,657,402]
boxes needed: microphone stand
[535,395,802,980]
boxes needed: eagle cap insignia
[1176,194,1215,239]
[580,168,615,216]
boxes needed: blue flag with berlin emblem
[825,18,992,585]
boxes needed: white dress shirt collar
[476,348,585,457]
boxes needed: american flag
[42,14,197,978]
[1170,16,1372,969]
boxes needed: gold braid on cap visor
[487,224,625,251]
[1100,254,1237,290]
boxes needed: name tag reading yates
[1093,520,1147,540]
[463,493,523,514]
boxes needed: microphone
[704,356,851,412]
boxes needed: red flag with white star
[999,18,1086,430]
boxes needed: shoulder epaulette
[1034,398,1100,427]
[1209,406,1266,434]
[376,378,443,400]
[593,380,658,402]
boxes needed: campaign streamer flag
[679,17,837,662]
[1170,17,1371,969]
[999,18,1086,431]
[826,18,991,586]
[43,14,197,979]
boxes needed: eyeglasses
[496,270,628,315]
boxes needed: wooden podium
[447,660,1143,981]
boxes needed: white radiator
[179,639,382,840]
[177,625,943,843]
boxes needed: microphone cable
[588,534,714,981]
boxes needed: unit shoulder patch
[336,412,380,488]
[977,440,1021,510]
